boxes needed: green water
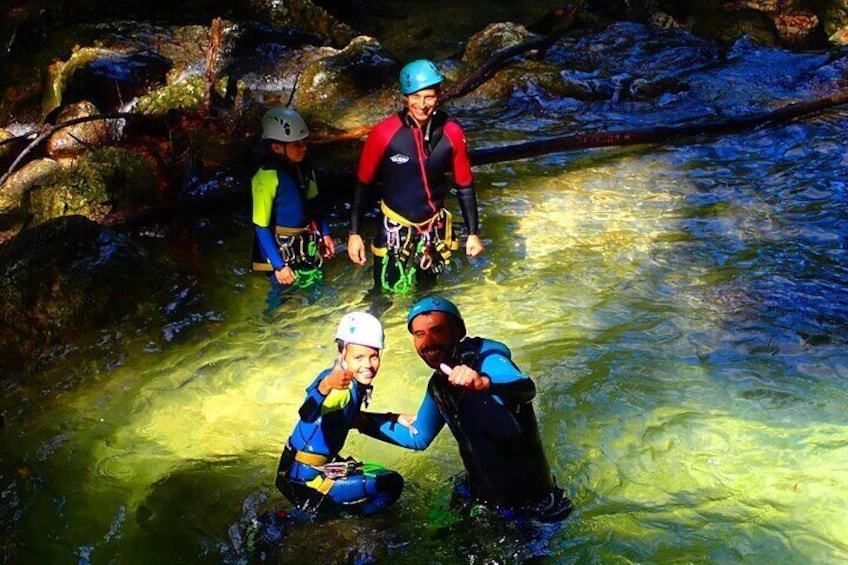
[4,107,848,563]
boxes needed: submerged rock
[0,215,168,376]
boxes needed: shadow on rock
[0,214,172,377]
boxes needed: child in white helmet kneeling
[274,312,403,518]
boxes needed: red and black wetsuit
[349,109,480,286]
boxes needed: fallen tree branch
[469,88,848,166]
[202,18,223,115]
[442,0,583,102]
[0,112,134,187]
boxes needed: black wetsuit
[359,337,571,520]
[349,109,480,289]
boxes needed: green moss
[26,147,157,225]
[134,74,207,116]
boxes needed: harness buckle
[319,460,361,479]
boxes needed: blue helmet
[399,59,444,95]
[407,296,465,337]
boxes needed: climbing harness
[373,202,459,294]
[318,460,363,480]
[274,225,324,288]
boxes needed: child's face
[343,344,381,386]
[271,140,308,163]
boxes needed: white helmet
[261,107,309,142]
[335,312,384,350]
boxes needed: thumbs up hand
[440,363,490,391]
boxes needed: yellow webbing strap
[306,475,335,495]
[381,201,440,228]
[275,225,308,236]
[379,202,459,251]
[294,450,331,466]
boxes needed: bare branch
[0,112,134,187]
[442,1,584,102]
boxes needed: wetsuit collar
[357,382,374,407]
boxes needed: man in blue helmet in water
[347,59,484,294]
[356,296,572,522]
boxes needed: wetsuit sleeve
[481,354,536,406]
[356,118,397,185]
[252,169,285,269]
[348,180,368,235]
[358,389,445,450]
[444,121,478,235]
[350,117,399,234]
[444,121,473,187]
[298,370,333,422]
[255,226,284,270]
[304,168,331,235]
[455,185,480,235]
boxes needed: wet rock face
[245,0,358,48]
[0,215,168,376]
[461,22,535,67]
[292,35,398,125]
[61,50,173,112]
[0,158,61,220]
[46,101,114,162]
[26,147,158,227]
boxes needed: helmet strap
[338,345,348,371]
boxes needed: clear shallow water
[3,25,848,565]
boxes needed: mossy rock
[26,147,158,226]
[292,36,399,128]
[134,74,207,116]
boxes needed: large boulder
[26,147,158,226]
[0,215,169,376]
[820,1,848,45]
[291,35,398,129]
[46,101,115,163]
[0,158,61,219]
[245,0,358,49]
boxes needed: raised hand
[319,366,354,394]
[439,363,490,391]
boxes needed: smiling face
[404,87,439,126]
[341,343,381,385]
[410,311,459,370]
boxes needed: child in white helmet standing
[251,107,335,298]
[273,311,403,517]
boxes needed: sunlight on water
[4,105,848,565]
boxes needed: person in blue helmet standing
[251,107,335,292]
[346,59,484,294]
[274,312,404,516]
[355,296,573,522]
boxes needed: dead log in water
[469,88,848,166]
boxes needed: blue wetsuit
[275,368,404,516]
[359,337,570,520]
[251,154,330,275]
